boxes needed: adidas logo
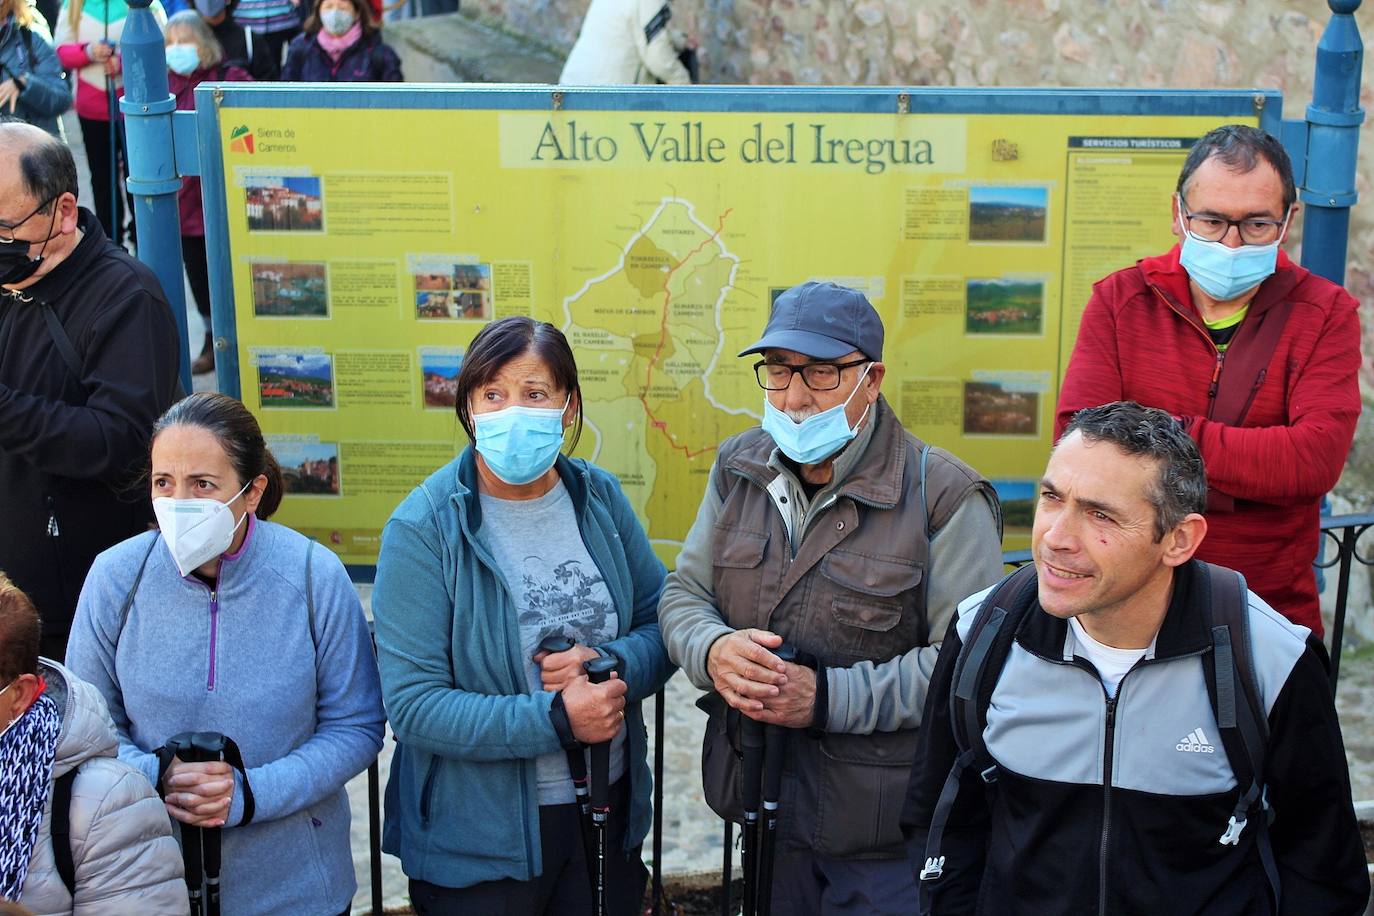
[1175,727,1216,754]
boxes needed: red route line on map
[637,208,733,460]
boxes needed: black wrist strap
[548,693,580,750]
[158,732,257,826]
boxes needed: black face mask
[0,206,58,287]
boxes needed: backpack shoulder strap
[115,535,161,648]
[304,539,317,653]
[51,767,78,896]
[1204,562,1280,908]
[919,562,1038,885]
[39,300,83,380]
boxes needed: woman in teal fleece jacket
[66,393,386,916]
[373,317,673,914]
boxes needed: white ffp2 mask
[153,479,253,577]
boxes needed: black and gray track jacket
[902,559,1369,916]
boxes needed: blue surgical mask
[1177,209,1289,302]
[165,43,202,76]
[473,399,570,485]
[761,363,872,465]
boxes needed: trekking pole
[583,655,620,916]
[755,644,795,916]
[182,817,205,916]
[164,731,229,916]
[102,10,118,243]
[739,715,765,916]
[537,634,596,893]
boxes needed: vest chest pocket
[711,526,770,630]
[819,551,923,663]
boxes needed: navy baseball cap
[739,281,884,362]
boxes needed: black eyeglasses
[754,357,869,391]
[0,195,59,244]
[1178,194,1289,246]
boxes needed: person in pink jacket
[53,0,165,248]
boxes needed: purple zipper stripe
[208,591,219,691]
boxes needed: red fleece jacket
[1056,245,1363,634]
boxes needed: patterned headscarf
[0,692,62,902]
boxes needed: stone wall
[468,0,1374,630]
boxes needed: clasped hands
[707,628,815,728]
[162,757,233,828]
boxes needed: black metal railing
[360,515,1374,913]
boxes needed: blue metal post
[120,0,191,393]
[1300,0,1364,285]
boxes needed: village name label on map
[528,120,940,174]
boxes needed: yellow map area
[214,104,1254,566]
[562,198,756,560]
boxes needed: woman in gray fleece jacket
[66,393,386,916]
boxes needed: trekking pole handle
[538,635,590,788]
[583,656,618,816]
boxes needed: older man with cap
[659,281,1003,913]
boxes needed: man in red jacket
[1056,124,1361,635]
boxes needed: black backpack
[917,561,1279,912]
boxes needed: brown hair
[1,0,34,28]
[454,316,583,451]
[0,572,41,684]
[303,0,378,38]
[151,393,285,518]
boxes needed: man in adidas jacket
[0,122,180,661]
[902,401,1368,916]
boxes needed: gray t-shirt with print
[479,480,627,805]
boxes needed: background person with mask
[0,121,180,662]
[657,281,1003,913]
[164,9,250,375]
[188,0,278,81]
[280,0,399,81]
[373,316,673,915]
[0,0,72,137]
[0,571,187,915]
[1056,124,1362,636]
[66,392,386,916]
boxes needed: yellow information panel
[214,107,1257,566]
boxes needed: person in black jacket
[901,401,1370,916]
[281,0,400,82]
[189,0,278,81]
[0,121,181,660]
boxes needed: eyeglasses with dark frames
[754,357,870,391]
[1178,194,1290,246]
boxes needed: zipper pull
[45,496,59,537]
[1105,696,1117,729]
[1206,353,1224,401]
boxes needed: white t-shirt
[1068,617,1154,697]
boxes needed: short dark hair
[151,393,285,518]
[0,119,79,212]
[1177,124,1296,211]
[304,0,378,37]
[1061,401,1206,541]
[454,317,583,451]
[0,572,41,683]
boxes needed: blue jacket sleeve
[373,514,565,762]
[226,551,385,826]
[14,28,72,119]
[596,477,674,704]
